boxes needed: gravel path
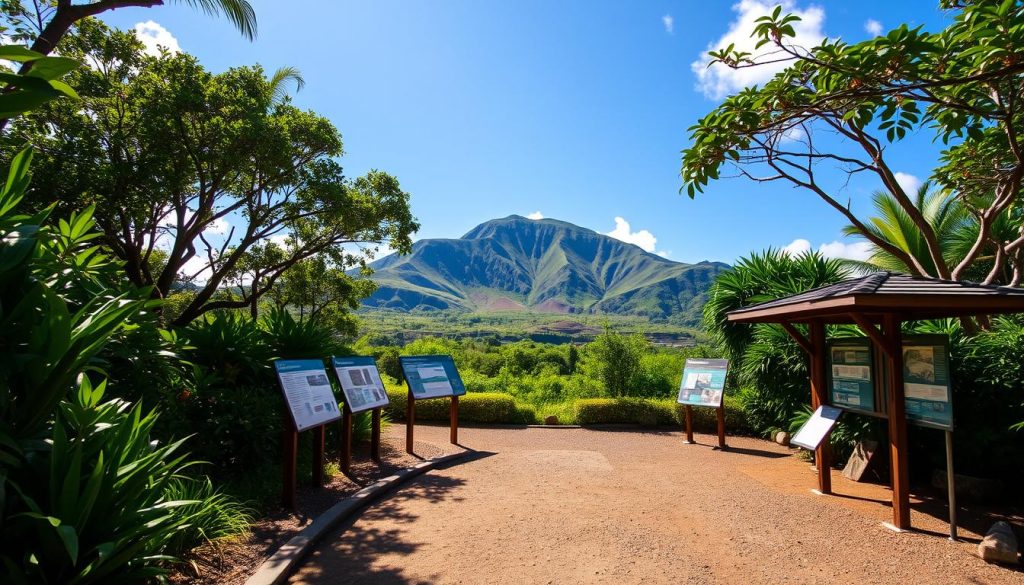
[290,425,1022,584]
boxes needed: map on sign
[332,356,390,414]
[903,336,953,430]
[677,358,729,408]
[828,339,875,414]
[274,359,341,431]
[791,405,843,450]
[399,355,466,400]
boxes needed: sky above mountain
[102,0,952,266]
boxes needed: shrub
[161,476,253,556]
[582,328,647,397]
[386,389,533,425]
[260,307,348,359]
[181,312,270,386]
[574,398,676,426]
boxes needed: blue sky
[102,0,951,265]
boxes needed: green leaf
[25,56,81,81]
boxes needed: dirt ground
[290,424,1023,585]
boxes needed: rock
[978,521,1019,564]
[774,431,790,446]
[842,440,879,482]
[544,415,559,425]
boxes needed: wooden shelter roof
[727,272,1024,324]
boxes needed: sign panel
[791,405,843,450]
[902,336,953,430]
[332,356,390,414]
[827,339,876,413]
[274,359,341,432]
[677,358,729,408]
[399,355,466,400]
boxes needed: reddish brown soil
[291,425,1023,585]
[169,439,458,585]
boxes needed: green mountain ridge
[361,215,729,324]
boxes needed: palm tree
[840,182,968,278]
[842,182,1019,285]
[22,1,256,58]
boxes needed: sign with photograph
[791,405,843,450]
[332,356,390,414]
[677,358,729,408]
[399,355,467,400]
[902,335,953,430]
[274,359,341,432]
[827,339,875,414]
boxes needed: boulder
[774,431,790,446]
[544,415,559,425]
[978,521,1019,564]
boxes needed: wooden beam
[808,320,831,495]
[780,322,812,354]
[883,314,911,529]
[849,313,895,359]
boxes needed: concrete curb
[244,450,474,585]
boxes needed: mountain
[360,215,729,323]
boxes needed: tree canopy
[4,22,418,325]
[682,0,1024,286]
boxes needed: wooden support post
[883,313,911,530]
[340,406,353,473]
[450,395,459,445]
[808,320,832,495]
[371,407,382,462]
[684,405,694,444]
[281,421,298,509]
[716,406,726,448]
[406,389,415,454]
[312,424,325,487]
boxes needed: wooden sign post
[676,359,730,448]
[330,356,391,472]
[399,355,466,454]
[274,359,343,509]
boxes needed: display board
[274,359,341,431]
[399,355,466,400]
[791,405,843,450]
[676,358,729,408]
[902,335,953,430]
[332,356,390,414]
[827,339,876,414]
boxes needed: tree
[585,327,647,397]
[682,1,1024,286]
[841,182,971,276]
[261,252,376,336]
[5,23,418,326]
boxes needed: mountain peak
[362,216,728,323]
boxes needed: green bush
[574,398,676,426]
[161,476,253,556]
[385,389,534,425]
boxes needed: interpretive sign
[399,355,466,400]
[827,339,875,414]
[274,359,341,432]
[791,405,842,450]
[677,359,729,408]
[332,356,389,414]
[902,335,953,430]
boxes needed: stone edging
[244,450,473,585]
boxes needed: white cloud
[864,19,883,36]
[205,216,231,236]
[894,172,922,195]
[662,14,674,34]
[605,217,664,255]
[783,238,873,261]
[134,21,180,57]
[526,211,544,220]
[783,238,812,256]
[691,0,827,100]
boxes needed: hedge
[385,388,538,425]
[574,396,749,432]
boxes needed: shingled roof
[727,272,1024,324]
